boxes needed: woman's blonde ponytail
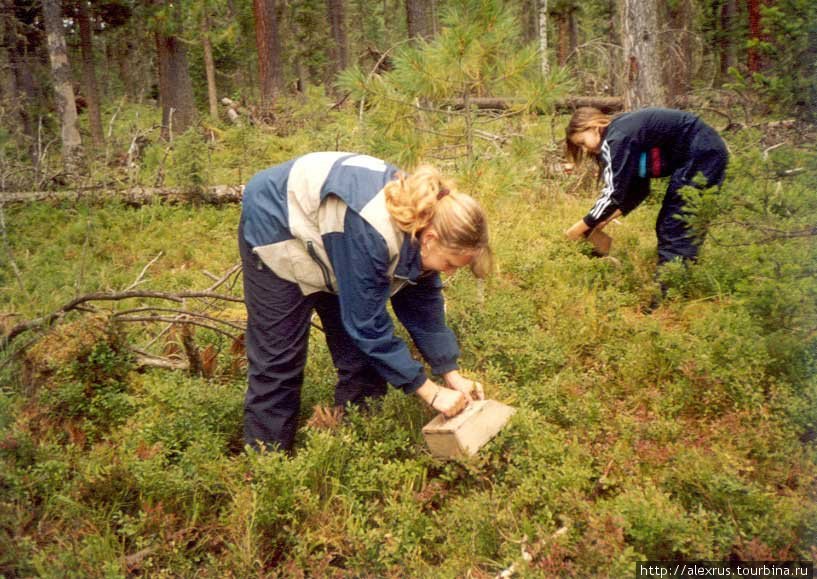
[384,164,493,278]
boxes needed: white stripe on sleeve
[589,141,615,220]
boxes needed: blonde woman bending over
[239,152,493,452]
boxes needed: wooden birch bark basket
[422,400,516,460]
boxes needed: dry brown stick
[114,307,246,332]
[205,262,241,292]
[124,251,164,291]
[2,289,243,350]
[140,263,243,351]
[130,347,188,370]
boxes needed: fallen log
[0,184,244,207]
[448,96,624,114]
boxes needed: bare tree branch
[124,251,164,291]
[2,289,243,350]
[113,307,246,332]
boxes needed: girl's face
[420,230,474,276]
[569,127,602,155]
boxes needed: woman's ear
[420,228,438,245]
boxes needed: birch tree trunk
[622,0,665,109]
[202,12,219,121]
[538,0,549,76]
[42,0,82,172]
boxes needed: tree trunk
[202,12,219,121]
[747,0,770,73]
[607,0,619,96]
[664,0,692,105]
[719,0,737,81]
[622,0,665,109]
[326,0,348,84]
[519,0,538,45]
[154,0,196,139]
[554,7,578,67]
[406,0,430,42]
[77,0,104,147]
[2,0,36,160]
[42,0,82,172]
[556,10,568,66]
[253,0,283,117]
[447,96,624,113]
[2,184,245,206]
[538,0,549,76]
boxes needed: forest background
[0,0,815,577]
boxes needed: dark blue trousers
[656,127,728,264]
[238,223,386,452]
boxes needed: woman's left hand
[442,370,485,402]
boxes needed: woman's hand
[442,370,485,402]
[416,380,467,417]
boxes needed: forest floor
[0,107,815,578]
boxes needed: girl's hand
[443,370,485,402]
[565,219,590,241]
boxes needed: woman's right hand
[416,380,467,418]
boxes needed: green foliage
[29,321,135,445]
[166,128,212,192]
[337,0,573,167]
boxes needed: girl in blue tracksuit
[238,152,492,452]
[564,107,728,265]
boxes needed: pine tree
[338,0,571,167]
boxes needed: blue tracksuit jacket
[584,108,728,229]
[240,152,459,393]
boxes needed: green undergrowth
[1,112,815,577]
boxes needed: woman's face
[569,127,602,155]
[420,230,474,276]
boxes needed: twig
[762,142,785,160]
[113,306,246,332]
[358,40,411,123]
[140,263,242,350]
[130,347,188,370]
[124,251,164,291]
[205,262,241,292]
[104,97,125,165]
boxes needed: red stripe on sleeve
[651,147,661,177]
